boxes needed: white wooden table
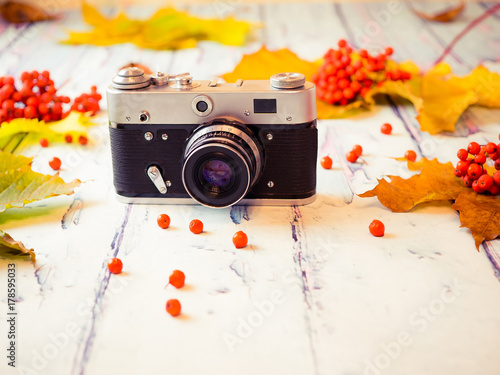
[1,2,500,375]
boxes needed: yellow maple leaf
[222,46,320,82]
[0,112,94,153]
[449,66,500,108]
[417,73,478,134]
[62,2,253,50]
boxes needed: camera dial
[270,72,305,89]
[182,119,263,208]
[112,67,151,90]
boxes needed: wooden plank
[0,3,500,375]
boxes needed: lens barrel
[182,120,263,208]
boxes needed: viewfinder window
[254,99,277,114]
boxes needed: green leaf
[0,150,81,213]
[0,229,35,262]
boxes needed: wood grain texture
[1,2,500,375]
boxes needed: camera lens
[202,160,232,188]
[182,120,263,208]
[196,101,208,113]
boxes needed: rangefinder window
[253,99,277,114]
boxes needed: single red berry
[462,175,473,187]
[233,231,248,249]
[385,47,394,56]
[49,157,61,170]
[405,150,417,162]
[78,135,88,145]
[24,105,38,119]
[467,142,480,155]
[346,151,358,163]
[189,219,203,234]
[166,299,181,317]
[477,174,494,191]
[351,145,363,157]
[495,159,500,170]
[457,148,468,161]
[493,171,500,186]
[472,180,486,194]
[157,214,171,229]
[39,138,49,147]
[467,163,483,180]
[474,153,487,165]
[455,160,469,176]
[320,156,333,169]
[381,123,392,135]
[338,78,350,90]
[107,258,123,274]
[369,220,385,237]
[485,142,497,155]
[489,183,500,195]
[64,134,73,143]
[168,270,185,288]
[338,39,347,48]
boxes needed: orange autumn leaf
[451,190,500,250]
[359,158,464,212]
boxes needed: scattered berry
[320,155,333,169]
[346,150,359,163]
[189,219,203,234]
[39,138,49,147]
[232,231,248,249]
[107,258,123,274]
[351,144,363,157]
[78,135,88,145]
[380,123,392,135]
[49,157,61,170]
[64,134,73,143]
[166,299,181,317]
[157,214,171,229]
[168,270,185,289]
[405,150,417,162]
[369,220,385,237]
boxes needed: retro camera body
[107,68,317,208]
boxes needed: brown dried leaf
[0,229,35,262]
[359,158,464,212]
[452,190,500,250]
[0,1,56,23]
[411,1,465,23]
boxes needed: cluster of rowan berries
[0,70,101,123]
[454,137,500,194]
[312,40,411,105]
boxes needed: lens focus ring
[182,121,263,208]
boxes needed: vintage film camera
[107,68,317,208]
